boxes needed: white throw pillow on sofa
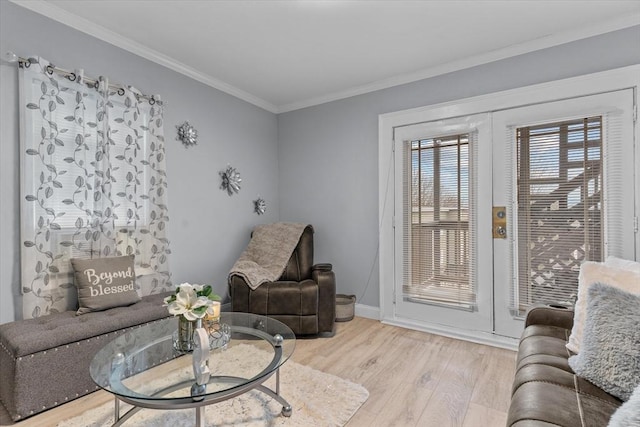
[566,260,640,354]
[606,255,640,272]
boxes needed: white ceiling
[12,0,640,113]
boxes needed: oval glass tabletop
[90,312,296,404]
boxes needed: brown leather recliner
[228,225,336,336]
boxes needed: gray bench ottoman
[0,292,171,421]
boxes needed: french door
[393,114,493,334]
[392,89,636,340]
[492,90,636,337]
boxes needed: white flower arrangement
[163,283,221,321]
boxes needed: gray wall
[1,1,639,323]
[277,26,640,308]
[0,2,279,323]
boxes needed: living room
[1,1,639,426]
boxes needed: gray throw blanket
[229,222,308,290]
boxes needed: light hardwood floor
[0,317,516,427]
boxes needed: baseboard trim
[354,303,380,320]
[350,304,518,351]
[381,316,518,351]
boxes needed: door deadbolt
[493,207,507,239]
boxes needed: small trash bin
[335,294,356,322]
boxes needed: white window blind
[512,117,603,310]
[402,132,477,310]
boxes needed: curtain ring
[67,72,76,82]
[117,87,125,96]
[149,96,156,105]
[46,65,54,75]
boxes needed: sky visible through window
[411,134,469,218]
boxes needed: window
[23,85,148,231]
[22,76,150,266]
[403,133,475,309]
[515,117,603,309]
[20,57,172,318]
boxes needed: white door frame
[378,65,640,349]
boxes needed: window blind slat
[512,117,604,312]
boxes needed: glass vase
[174,316,196,352]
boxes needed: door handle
[493,207,507,239]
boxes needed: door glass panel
[515,117,603,312]
[403,134,474,309]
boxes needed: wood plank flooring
[0,317,516,427]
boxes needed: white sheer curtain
[19,57,172,319]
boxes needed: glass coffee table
[90,312,296,426]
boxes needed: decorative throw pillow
[568,283,640,401]
[566,261,640,353]
[608,383,640,427]
[606,255,640,273]
[71,255,141,315]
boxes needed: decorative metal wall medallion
[176,121,197,147]
[220,165,241,195]
[253,197,267,215]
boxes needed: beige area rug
[57,344,368,427]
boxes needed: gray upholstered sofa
[0,292,171,421]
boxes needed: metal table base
[111,369,291,427]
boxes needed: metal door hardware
[493,207,507,239]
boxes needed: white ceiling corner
[9,0,640,114]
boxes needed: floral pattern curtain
[20,57,172,319]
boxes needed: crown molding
[10,0,279,113]
[10,0,639,114]
[277,13,640,113]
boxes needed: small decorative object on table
[163,283,222,352]
[203,301,231,349]
[190,317,210,400]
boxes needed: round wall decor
[176,121,197,147]
[253,197,267,215]
[220,165,241,196]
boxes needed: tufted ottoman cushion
[0,292,171,421]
